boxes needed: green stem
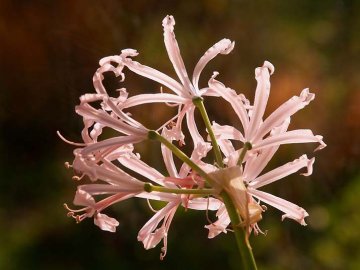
[193,97,224,168]
[237,142,252,166]
[144,182,216,195]
[148,130,215,186]
[221,191,258,270]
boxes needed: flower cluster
[61,15,325,259]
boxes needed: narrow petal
[212,122,245,142]
[117,152,171,186]
[246,61,274,140]
[137,201,179,250]
[217,138,235,158]
[78,184,142,195]
[252,129,326,151]
[102,50,186,97]
[81,135,145,155]
[161,128,180,178]
[162,15,196,96]
[249,155,315,189]
[254,88,315,142]
[186,106,204,146]
[121,93,187,109]
[244,118,290,181]
[192,38,235,90]
[208,74,249,130]
[204,204,230,238]
[73,155,145,190]
[248,189,309,225]
[76,103,147,136]
[186,197,222,211]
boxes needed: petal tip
[263,61,275,75]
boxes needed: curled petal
[208,74,249,130]
[76,104,148,136]
[248,189,309,225]
[80,135,145,156]
[254,88,315,142]
[161,128,180,178]
[249,155,315,189]
[94,213,119,232]
[192,38,235,90]
[244,118,290,181]
[121,93,187,109]
[212,122,245,142]
[246,61,273,140]
[73,189,96,207]
[138,201,179,258]
[204,204,230,238]
[252,129,326,151]
[162,15,195,96]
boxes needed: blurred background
[0,0,359,269]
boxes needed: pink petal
[81,135,145,155]
[254,88,315,142]
[207,74,249,131]
[246,61,274,140]
[117,152,174,187]
[103,50,185,97]
[212,122,245,142]
[162,15,196,96]
[73,189,96,207]
[248,189,309,225]
[244,118,290,181]
[77,184,140,195]
[161,128,180,178]
[138,201,178,250]
[253,129,326,151]
[121,93,188,108]
[75,103,147,136]
[204,204,230,239]
[192,38,235,90]
[249,155,315,189]
[94,213,119,232]
[186,197,222,211]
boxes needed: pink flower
[95,15,235,145]
[62,14,326,260]
[209,61,326,164]
[203,61,325,237]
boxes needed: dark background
[0,0,359,269]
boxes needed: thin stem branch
[193,97,224,168]
[147,130,215,186]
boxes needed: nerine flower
[65,124,221,258]
[208,61,325,166]
[204,62,325,237]
[97,15,234,144]
[63,15,326,262]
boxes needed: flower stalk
[193,97,224,168]
[148,130,216,186]
[221,190,258,270]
